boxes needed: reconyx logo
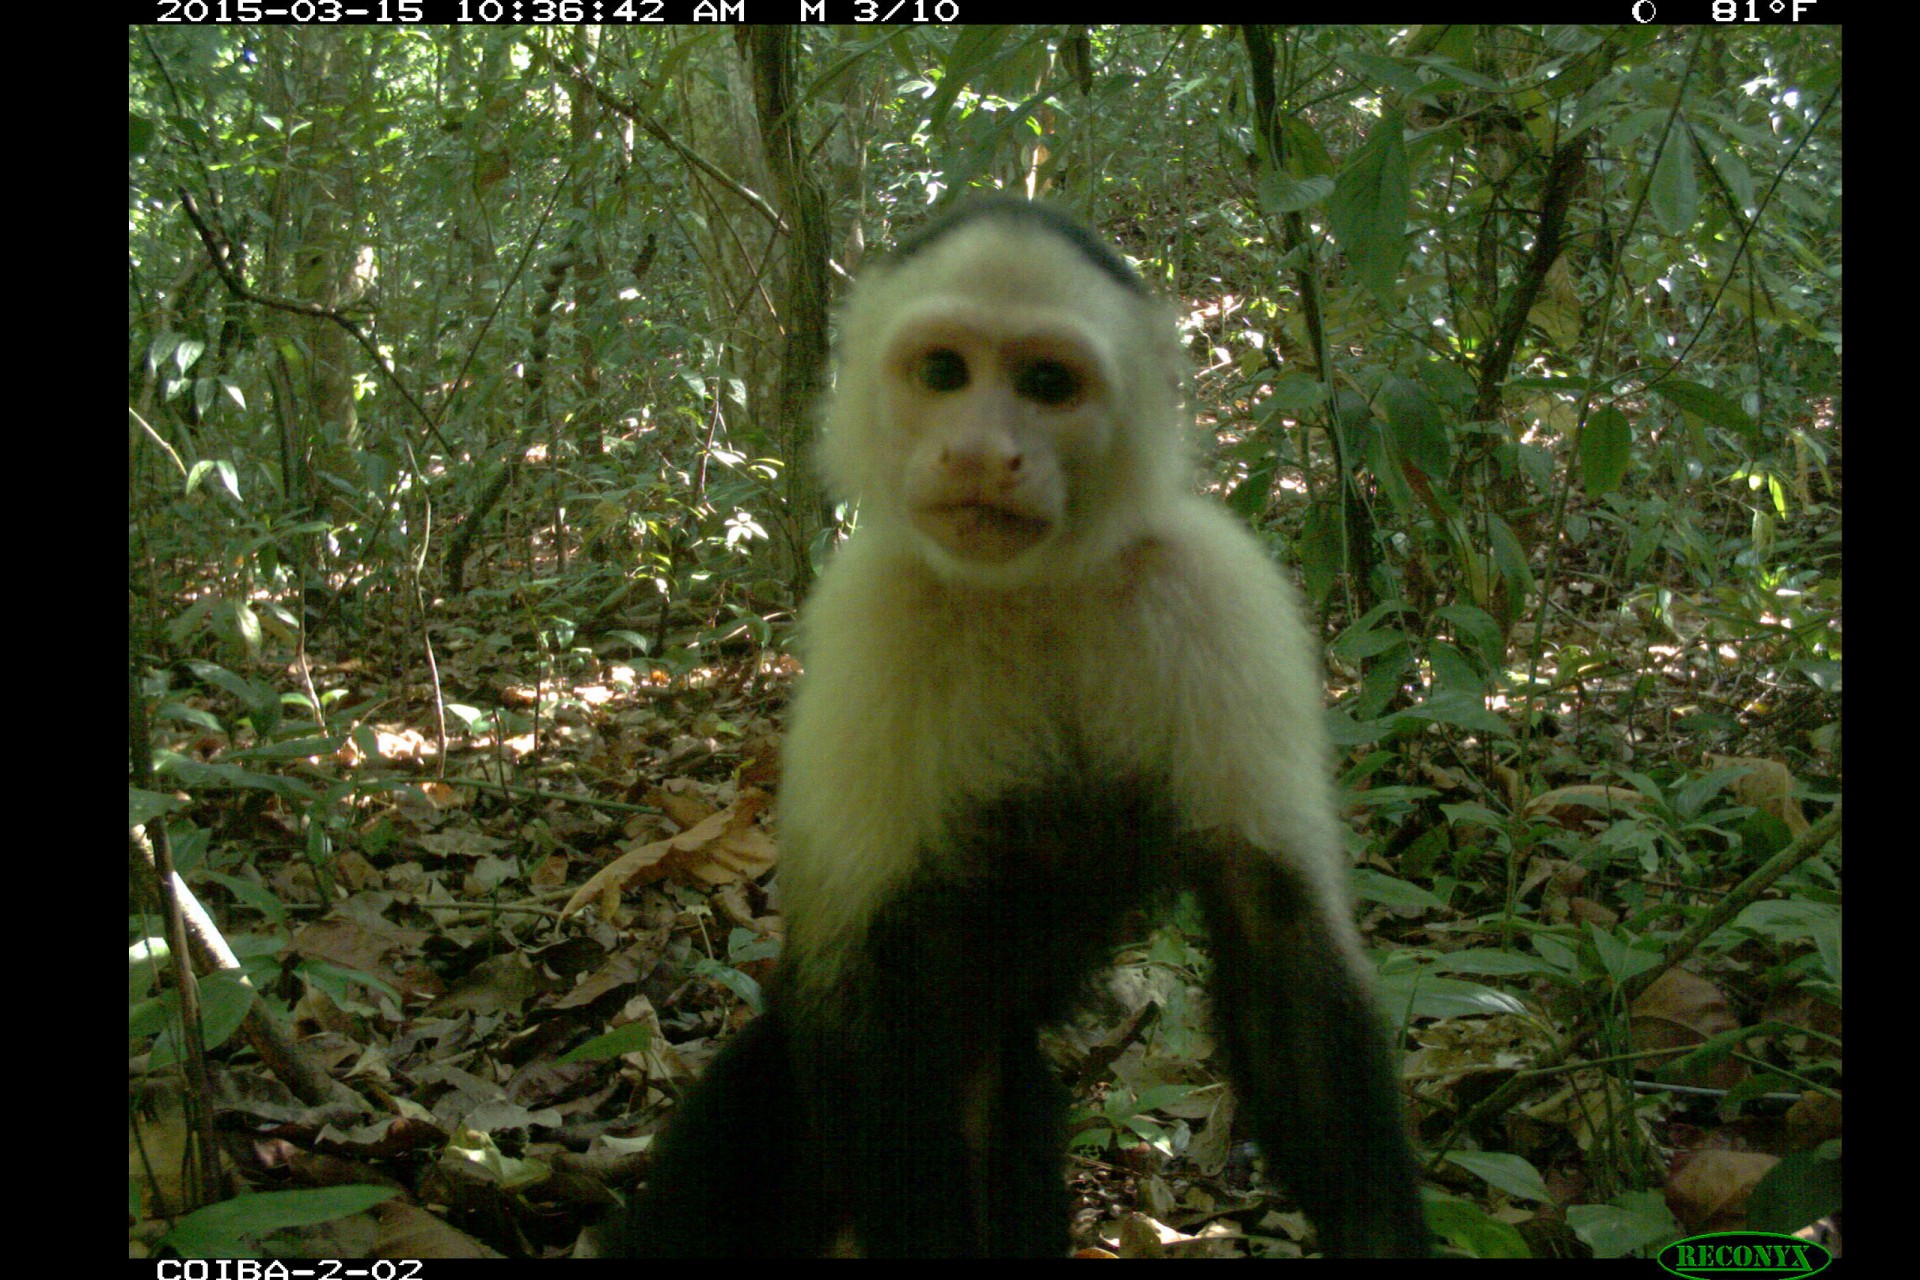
[1656,1231,1832,1277]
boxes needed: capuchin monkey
[615,196,1428,1258]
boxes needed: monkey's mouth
[915,500,1052,563]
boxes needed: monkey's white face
[824,219,1183,585]
[880,305,1115,566]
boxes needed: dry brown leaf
[1708,755,1810,836]
[561,788,775,919]
[1666,1149,1778,1233]
[1785,1093,1842,1149]
[1631,969,1744,1090]
[646,782,718,831]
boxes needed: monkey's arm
[1186,827,1429,1257]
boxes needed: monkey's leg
[619,1009,828,1257]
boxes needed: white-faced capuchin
[613,196,1429,1258]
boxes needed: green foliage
[158,1187,399,1258]
[1425,1192,1535,1257]
[1568,1191,1684,1257]
[1328,109,1411,304]
[1745,1146,1841,1237]
[1068,1081,1200,1156]
[130,23,1838,1257]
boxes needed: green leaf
[1406,688,1507,736]
[153,754,317,801]
[925,26,1013,135]
[224,735,347,761]
[1255,166,1334,215]
[1277,116,1335,177]
[1433,604,1504,670]
[1344,51,1424,96]
[174,660,281,734]
[1373,971,1527,1022]
[1567,1191,1679,1258]
[1444,1150,1551,1203]
[1649,121,1699,236]
[694,957,765,1014]
[1581,404,1632,496]
[1746,1148,1842,1235]
[1651,380,1758,439]
[1350,869,1444,911]
[1382,375,1450,478]
[563,1020,653,1063]
[1425,1193,1533,1258]
[1329,110,1411,304]
[1432,950,1566,977]
[130,787,186,826]
[1694,118,1757,214]
[204,871,289,922]
[1486,513,1534,605]
[1226,456,1277,520]
[147,971,255,1066]
[161,1187,398,1257]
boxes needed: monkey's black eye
[1013,359,1079,406]
[918,348,969,393]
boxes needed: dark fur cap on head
[887,194,1145,295]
